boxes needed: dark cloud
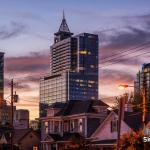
[4,78,32,91]
[103,27,150,50]
[99,69,135,85]
[0,21,28,40]
[5,51,49,74]
[95,13,150,71]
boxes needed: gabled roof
[124,111,142,131]
[91,110,142,137]
[55,100,108,116]
[13,129,40,143]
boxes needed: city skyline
[1,0,150,119]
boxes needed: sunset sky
[1,0,150,119]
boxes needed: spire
[54,11,73,43]
[58,11,71,33]
[63,10,65,20]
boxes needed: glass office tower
[40,14,99,117]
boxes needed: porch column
[56,143,58,150]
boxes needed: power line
[99,47,150,69]
[100,42,150,64]
[100,41,150,62]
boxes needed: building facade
[40,14,99,117]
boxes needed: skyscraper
[40,13,99,117]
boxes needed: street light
[118,84,134,90]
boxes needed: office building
[40,13,99,117]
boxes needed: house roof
[112,110,143,130]
[49,102,66,109]
[123,111,142,131]
[13,129,40,143]
[55,100,108,116]
[91,110,143,138]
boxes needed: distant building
[40,13,99,117]
[30,120,39,131]
[134,63,150,121]
[14,109,29,129]
[0,52,4,105]
[40,100,108,150]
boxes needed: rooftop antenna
[63,10,65,20]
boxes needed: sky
[0,0,150,119]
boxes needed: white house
[91,110,142,150]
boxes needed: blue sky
[1,0,150,56]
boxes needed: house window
[45,121,49,134]
[70,120,74,132]
[54,121,59,133]
[111,120,118,132]
[78,119,83,133]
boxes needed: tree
[119,130,150,150]
[64,134,91,150]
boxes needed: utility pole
[142,72,147,132]
[116,94,127,150]
[10,79,14,150]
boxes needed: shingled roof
[124,111,143,131]
[54,100,108,116]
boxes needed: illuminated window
[80,50,87,55]
[90,65,95,68]
[88,80,95,84]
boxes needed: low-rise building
[40,100,108,150]
[14,109,29,129]
[30,120,39,131]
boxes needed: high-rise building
[134,63,150,120]
[134,63,150,104]
[0,52,4,105]
[40,13,99,117]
